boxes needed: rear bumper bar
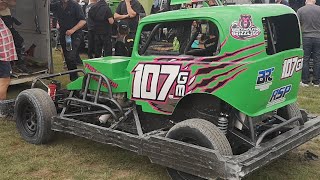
[51,115,320,180]
[226,115,320,179]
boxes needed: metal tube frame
[229,114,302,148]
[56,71,145,133]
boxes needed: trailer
[8,0,53,85]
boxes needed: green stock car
[14,4,320,180]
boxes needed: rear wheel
[277,102,303,126]
[14,88,56,144]
[165,119,232,180]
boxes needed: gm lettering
[132,64,189,101]
[281,57,303,79]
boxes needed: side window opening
[139,20,220,57]
[263,14,300,55]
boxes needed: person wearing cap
[114,0,141,36]
[0,15,17,100]
[50,0,86,81]
[89,0,114,57]
[114,21,132,56]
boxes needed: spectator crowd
[50,0,143,81]
[1,0,320,103]
[49,0,320,88]
[0,0,143,102]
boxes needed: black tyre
[277,102,303,126]
[166,119,232,180]
[14,88,56,144]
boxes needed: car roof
[140,4,296,24]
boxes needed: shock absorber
[48,82,57,101]
[217,113,229,134]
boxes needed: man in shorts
[0,17,17,100]
[0,0,30,73]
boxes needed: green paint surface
[67,5,302,117]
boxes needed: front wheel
[165,119,232,180]
[14,88,56,144]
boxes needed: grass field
[1,51,320,180]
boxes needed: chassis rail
[51,114,320,180]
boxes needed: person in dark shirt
[89,0,114,57]
[114,0,141,35]
[51,0,86,81]
[85,0,97,59]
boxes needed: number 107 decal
[132,64,190,101]
[281,57,303,79]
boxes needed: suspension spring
[217,114,228,134]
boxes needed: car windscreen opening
[139,20,221,57]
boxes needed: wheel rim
[21,103,37,136]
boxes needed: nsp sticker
[255,67,274,91]
[281,57,303,79]
[267,84,292,107]
[230,14,261,40]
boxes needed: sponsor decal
[281,57,303,79]
[84,63,119,88]
[255,67,274,91]
[230,14,261,40]
[267,84,292,107]
[132,63,190,101]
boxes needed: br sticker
[256,67,274,91]
[230,14,261,40]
